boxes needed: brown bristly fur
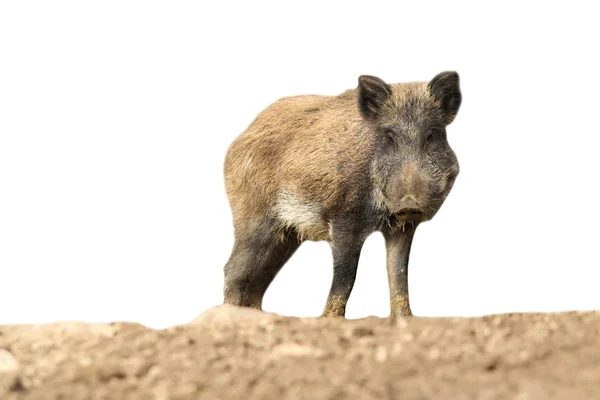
[222,72,462,318]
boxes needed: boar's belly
[274,190,331,242]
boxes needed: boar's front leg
[384,224,418,320]
[322,227,365,317]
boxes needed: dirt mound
[1,306,599,399]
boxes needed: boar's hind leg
[223,223,301,310]
[322,229,365,318]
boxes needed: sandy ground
[1,305,599,399]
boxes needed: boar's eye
[383,129,396,147]
[425,129,446,147]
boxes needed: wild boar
[222,71,461,320]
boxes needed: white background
[1,1,599,329]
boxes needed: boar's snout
[393,195,424,222]
[385,163,430,220]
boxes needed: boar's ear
[428,71,462,125]
[358,75,392,120]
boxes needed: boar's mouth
[393,208,424,223]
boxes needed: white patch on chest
[275,190,331,242]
